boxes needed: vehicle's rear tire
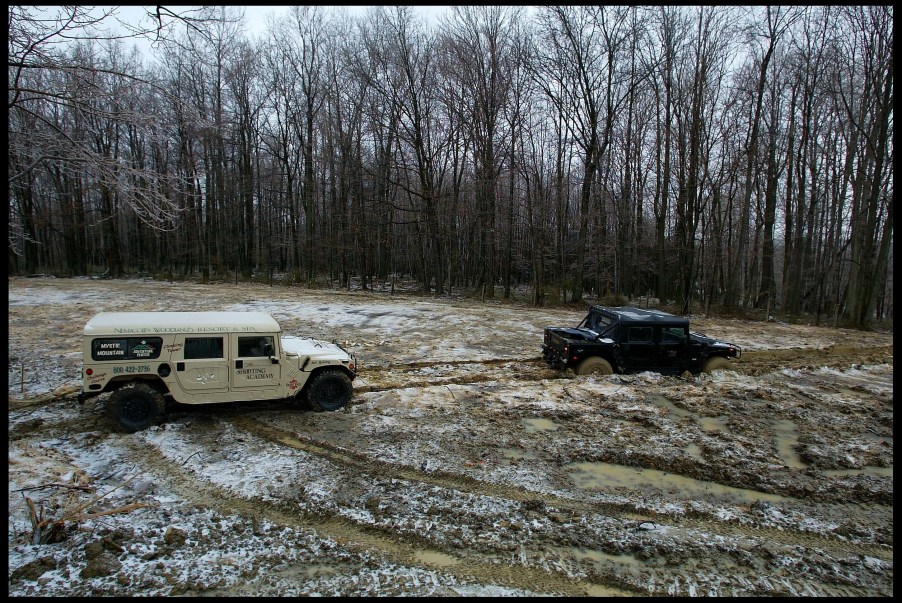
[702,356,732,373]
[575,356,614,376]
[306,369,353,412]
[107,382,166,432]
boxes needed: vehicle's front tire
[307,369,353,412]
[107,382,166,432]
[575,356,614,376]
[702,356,732,373]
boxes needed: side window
[184,337,224,360]
[238,336,274,357]
[661,327,687,344]
[627,327,653,343]
[91,337,163,361]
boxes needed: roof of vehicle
[84,311,281,336]
[590,305,689,326]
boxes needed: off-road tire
[306,369,353,412]
[702,356,732,373]
[107,382,166,432]
[575,356,614,376]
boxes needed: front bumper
[330,340,358,380]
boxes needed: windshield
[577,312,615,337]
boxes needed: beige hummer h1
[78,311,357,432]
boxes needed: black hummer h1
[542,305,741,376]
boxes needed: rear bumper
[77,390,101,405]
[541,345,568,370]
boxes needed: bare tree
[834,6,893,328]
[533,6,633,303]
[442,6,521,298]
[8,5,892,327]
[355,7,453,294]
[8,6,219,275]
[725,6,801,310]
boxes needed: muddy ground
[7,277,894,596]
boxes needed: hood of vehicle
[690,332,737,350]
[280,336,351,361]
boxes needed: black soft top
[589,305,689,327]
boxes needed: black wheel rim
[122,396,151,423]
[322,381,342,403]
[316,377,347,409]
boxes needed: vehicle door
[620,325,656,371]
[173,335,230,393]
[231,334,281,396]
[658,326,689,372]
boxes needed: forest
[7,6,893,328]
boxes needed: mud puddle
[567,461,790,504]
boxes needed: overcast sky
[104,5,451,59]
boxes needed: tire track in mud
[126,418,886,598]
[735,345,893,375]
[15,409,889,597]
[353,357,560,394]
[12,347,893,576]
[353,344,893,393]
[230,416,653,520]
[112,432,637,597]
[22,347,892,568]
[230,416,894,563]
[12,394,891,595]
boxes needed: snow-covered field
[8,277,894,596]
